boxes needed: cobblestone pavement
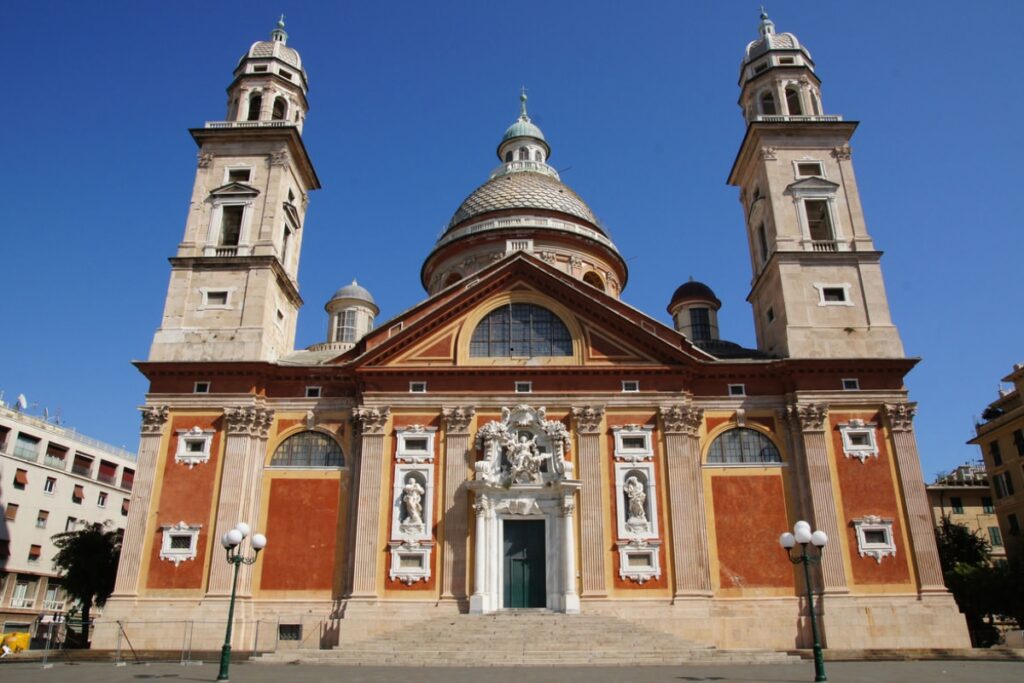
[2,660,1024,683]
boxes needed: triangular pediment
[327,253,715,369]
[209,182,260,197]
[785,176,840,194]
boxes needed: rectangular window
[169,534,193,550]
[194,381,211,394]
[804,199,834,242]
[1014,429,1024,456]
[122,498,130,516]
[13,433,41,461]
[409,382,427,394]
[766,306,775,324]
[219,205,244,246]
[72,484,85,504]
[278,70,293,81]
[98,460,117,485]
[950,497,964,514]
[1009,514,1021,536]
[28,545,41,562]
[841,378,860,391]
[36,510,49,528]
[990,440,1002,466]
[97,492,108,508]
[65,516,78,531]
[796,161,824,177]
[45,442,68,469]
[621,380,639,393]
[989,526,1003,546]
[1006,471,1016,496]
[278,624,302,641]
[121,468,135,491]
[728,384,746,397]
[14,468,28,489]
[72,453,93,477]
[0,540,9,559]
[863,529,888,545]
[403,437,429,452]
[779,56,796,65]
[5,503,18,521]
[757,223,769,263]
[305,386,322,398]
[0,424,8,451]
[227,168,251,183]
[204,290,229,307]
[822,287,847,303]
[982,496,994,513]
[252,64,268,72]
[44,476,56,494]
[621,436,647,451]
[515,382,532,394]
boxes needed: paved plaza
[2,660,1024,683]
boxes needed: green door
[503,520,546,608]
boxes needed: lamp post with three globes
[780,520,828,682]
[216,522,266,682]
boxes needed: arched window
[706,428,781,464]
[760,91,776,116]
[272,96,287,120]
[469,303,572,358]
[582,271,605,291]
[533,150,543,162]
[518,147,529,161]
[247,94,263,121]
[505,151,513,163]
[270,431,344,467]
[785,87,803,116]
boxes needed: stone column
[207,406,273,596]
[884,402,946,593]
[349,406,390,598]
[113,405,169,596]
[787,403,848,593]
[469,494,488,614]
[660,404,712,597]
[572,405,606,598]
[441,406,475,603]
[561,497,580,613]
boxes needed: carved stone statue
[506,433,547,485]
[402,477,425,525]
[624,476,647,523]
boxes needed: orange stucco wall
[711,475,794,590]
[260,478,341,591]
[830,414,911,586]
[146,414,222,590]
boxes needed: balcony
[809,240,838,252]
[71,463,92,477]
[204,120,294,130]
[44,454,67,470]
[12,445,39,462]
[10,597,35,609]
[43,600,65,612]
[754,114,843,123]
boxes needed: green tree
[51,522,123,647]
[934,515,1001,646]
[936,514,991,571]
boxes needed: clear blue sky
[2,1,1021,480]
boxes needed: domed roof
[502,118,546,144]
[743,11,810,64]
[242,18,303,71]
[446,171,601,231]
[668,279,721,312]
[329,280,375,306]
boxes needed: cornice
[167,255,303,307]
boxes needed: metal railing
[11,597,35,608]
[43,600,65,611]
[44,454,67,469]
[755,114,843,123]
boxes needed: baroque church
[99,14,970,652]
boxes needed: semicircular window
[270,431,344,467]
[470,303,572,358]
[706,428,781,465]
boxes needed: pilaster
[660,404,712,597]
[207,405,273,596]
[572,405,606,598]
[350,406,390,598]
[787,402,848,593]
[113,405,169,596]
[441,406,475,603]
[883,402,946,593]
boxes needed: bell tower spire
[728,12,903,359]
[148,21,321,363]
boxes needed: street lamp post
[217,522,267,682]
[780,520,828,682]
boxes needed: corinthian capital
[443,406,476,435]
[572,405,605,434]
[883,402,917,432]
[659,404,703,436]
[140,405,169,434]
[355,406,390,435]
[225,406,275,438]
[787,403,828,432]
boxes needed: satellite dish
[15,394,28,411]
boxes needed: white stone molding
[140,405,170,434]
[787,403,828,433]
[395,425,437,463]
[354,406,390,435]
[883,402,917,433]
[614,463,659,540]
[391,464,433,541]
[852,515,897,563]
[442,406,475,435]
[616,538,662,584]
[659,404,703,436]
[474,404,573,486]
[813,282,854,307]
[838,419,879,463]
[159,521,202,567]
[388,539,434,585]
[225,406,274,438]
[612,424,654,462]
[174,426,215,468]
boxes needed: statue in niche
[624,476,648,527]
[402,477,425,526]
[506,433,547,485]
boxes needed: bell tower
[727,11,903,359]
[149,18,320,362]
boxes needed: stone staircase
[255,610,801,667]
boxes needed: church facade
[99,15,970,651]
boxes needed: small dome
[329,280,376,306]
[247,40,302,69]
[502,118,546,144]
[446,171,602,231]
[668,280,721,313]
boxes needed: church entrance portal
[503,520,546,608]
